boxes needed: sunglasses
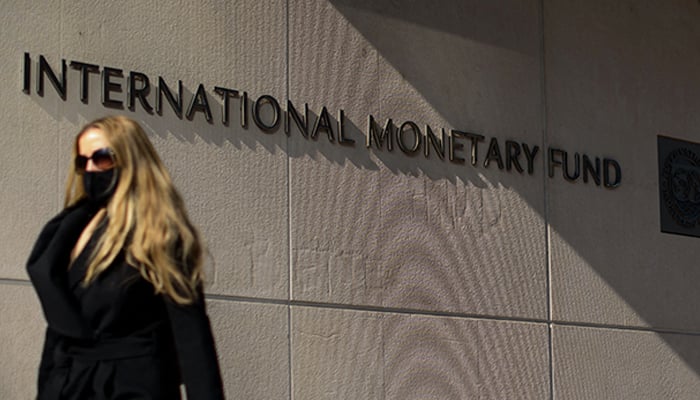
[75,148,116,172]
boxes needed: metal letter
[424,125,445,160]
[397,121,421,154]
[101,67,123,108]
[563,152,580,181]
[23,53,30,94]
[241,91,248,128]
[186,83,213,122]
[156,77,183,118]
[310,106,335,141]
[252,95,281,132]
[286,100,309,137]
[582,155,601,185]
[548,147,564,178]
[338,109,355,145]
[127,71,153,113]
[505,140,524,173]
[70,61,100,104]
[523,144,540,175]
[483,137,504,169]
[463,131,485,166]
[449,130,466,164]
[604,158,622,188]
[38,55,66,100]
[367,115,394,151]
[214,86,240,125]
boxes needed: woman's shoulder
[27,200,101,266]
[45,200,101,228]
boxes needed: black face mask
[83,169,119,205]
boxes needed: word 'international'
[22,53,622,188]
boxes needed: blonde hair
[65,115,203,304]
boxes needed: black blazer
[27,202,225,400]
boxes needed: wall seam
[538,0,555,398]
[57,0,64,212]
[201,294,700,336]
[285,1,293,400]
[0,279,32,286]
[6,276,700,337]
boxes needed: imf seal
[658,136,700,237]
[661,148,700,227]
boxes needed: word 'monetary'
[22,53,621,188]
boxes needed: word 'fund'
[22,52,621,188]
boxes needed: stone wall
[1,1,699,398]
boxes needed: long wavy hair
[65,115,203,304]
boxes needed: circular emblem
[661,147,700,228]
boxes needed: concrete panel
[290,0,547,319]
[9,0,290,298]
[207,299,289,400]
[292,307,384,400]
[292,307,549,400]
[288,0,384,307]
[475,320,550,399]
[0,1,62,279]
[553,325,700,400]
[384,315,550,400]
[546,0,700,330]
[0,286,290,400]
[153,131,289,300]
[0,283,46,400]
[383,314,480,399]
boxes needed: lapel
[26,202,101,340]
[67,220,107,293]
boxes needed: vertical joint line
[538,1,554,399]
[285,3,293,400]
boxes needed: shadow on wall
[25,0,541,196]
[326,0,700,382]
[24,0,700,385]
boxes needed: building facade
[2,0,700,398]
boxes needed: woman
[26,116,225,399]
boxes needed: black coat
[27,202,225,400]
